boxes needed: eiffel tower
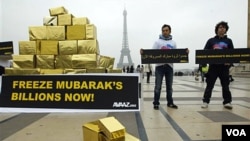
[117,9,134,68]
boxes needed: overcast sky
[0,0,248,70]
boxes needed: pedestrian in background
[129,65,134,73]
[198,64,209,82]
[126,66,130,73]
[229,64,235,82]
[136,65,141,73]
[144,64,152,83]
[141,65,144,79]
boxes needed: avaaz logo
[113,102,137,108]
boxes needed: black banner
[141,49,189,64]
[0,74,139,110]
[222,125,250,141]
[196,48,250,64]
[0,41,14,55]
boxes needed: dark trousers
[0,66,4,75]
[203,64,232,104]
[146,72,150,83]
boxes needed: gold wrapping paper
[64,69,87,74]
[86,24,97,40]
[46,26,65,40]
[100,134,125,141]
[40,40,58,55]
[83,121,102,141]
[49,6,68,16]
[58,14,73,26]
[98,117,125,140]
[43,16,57,26]
[29,26,47,40]
[4,68,40,75]
[36,55,55,69]
[40,69,64,74]
[107,68,122,73]
[86,67,106,73]
[66,25,86,40]
[77,40,100,54]
[71,54,97,69]
[99,55,115,69]
[36,40,41,55]
[18,41,37,55]
[58,40,77,55]
[55,55,72,69]
[72,17,89,25]
[125,133,140,141]
[12,55,35,68]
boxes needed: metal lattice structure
[117,9,134,68]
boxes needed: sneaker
[153,105,159,110]
[224,103,233,109]
[167,104,178,109]
[201,102,208,108]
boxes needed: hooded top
[204,35,234,65]
[152,34,177,68]
[204,35,234,50]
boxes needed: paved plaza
[0,76,250,141]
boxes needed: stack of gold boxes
[5,6,122,75]
[83,116,140,141]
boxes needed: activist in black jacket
[201,21,234,110]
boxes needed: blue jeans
[153,64,173,105]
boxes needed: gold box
[36,55,55,69]
[40,40,58,55]
[107,68,123,73]
[18,41,37,55]
[99,55,115,69]
[83,121,102,141]
[36,40,41,55]
[77,40,99,54]
[86,67,106,73]
[43,16,57,26]
[55,55,72,69]
[58,14,73,26]
[46,26,65,40]
[98,117,125,140]
[66,25,86,40]
[100,134,125,141]
[4,68,40,75]
[125,133,140,141]
[58,40,77,55]
[49,6,68,16]
[12,55,35,68]
[29,26,47,40]
[64,69,86,74]
[72,17,89,25]
[72,54,97,69]
[40,69,64,74]
[86,24,97,40]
